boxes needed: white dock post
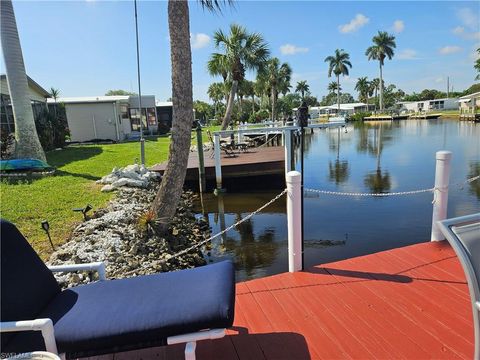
[214,133,222,191]
[286,171,302,272]
[431,150,452,241]
[284,129,292,174]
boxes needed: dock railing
[211,122,346,191]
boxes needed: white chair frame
[438,213,480,360]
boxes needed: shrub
[349,112,371,122]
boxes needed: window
[147,107,156,126]
[120,104,129,119]
[129,108,148,132]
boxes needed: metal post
[284,129,292,174]
[300,126,305,269]
[431,150,452,241]
[286,171,302,272]
[196,125,206,193]
[134,0,145,165]
[214,133,222,191]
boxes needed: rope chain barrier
[304,174,479,198]
[162,188,288,263]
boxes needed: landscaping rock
[48,178,208,288]
[96,164,160,191]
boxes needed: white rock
[101,184,115,192]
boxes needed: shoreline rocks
[48,179,209,288]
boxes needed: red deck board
[86,242,473,360]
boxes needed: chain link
[162,188,288,263]
[304,187,435,197]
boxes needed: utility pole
[134,0,145,166]
[447,76,450,98]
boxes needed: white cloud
[397,49,417,60]
[439,46,463,55]
[453,26,465,35]
[435,77,444,83]
[191,33,210,49]
[280,44,309,55]
[392,20,405,33]
[456,8,478,30]
[338,14,370,34]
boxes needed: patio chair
[0,219,235,360]
[438,213,480,360]
[206,130,237,158]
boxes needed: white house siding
[66,102,121,142]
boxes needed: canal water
[195,119,480,281]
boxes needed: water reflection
[226,216,279,277]
[469,161,480,199]
[328,127,350,185]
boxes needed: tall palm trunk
[251,94,255,115]
[152,0,193,232]
[379,62,384,112]
[221,80,237,130]
[336,75,340,112]
[1,0,45,161]
[271,87,276,121]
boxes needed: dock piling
[286,171,302,272]
[196,125,206,193]
[431,150,452,241]
[284,129,292,174]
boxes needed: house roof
[0,74,51,98]
[458,91,480,100]
[47,95,130,104]
[155,101,173,107]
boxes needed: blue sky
[4,0,479,102]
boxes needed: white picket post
[284,129,292,174]
[431,150,452,241]
[214,133,222,191]
[286,171,302,272]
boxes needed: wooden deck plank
[83,242,473,360]
[150,146,285,181]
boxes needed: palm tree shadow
[307,266,412,283]
[54,169,100,181]
[46,146,103,168]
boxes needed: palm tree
[370,78,380,111]
[295,80,309,99]
[1,0,46,161]
[355,77,369,103]
[208,24,270,130]
[50,87,60,119]
[207,82,224,116]
[152,0,225,233]
[325,49,352,112]
[365,31,396,112]
[327,81,340,94]
[257,57,292,121]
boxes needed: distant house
[309,103,374,117]
[0,74,51,134]
[48,95,157,142]
[398,98,458,113]
[458,91,480,115]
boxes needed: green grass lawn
[0,126,219,259]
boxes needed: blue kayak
[0,158,52,172]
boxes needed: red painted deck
[85,242,473,359]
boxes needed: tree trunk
[336,75,340,112]
[379,62,384,112]
[271,86,276,121]
[221,80,237,130]
[1,0,45,161]
[151,0,193,233]
[251,95,255,115]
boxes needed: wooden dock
[151,146,285,182]
[89,241,473,359]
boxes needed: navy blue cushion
[5,260,235,358]
[1,219,61,349]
